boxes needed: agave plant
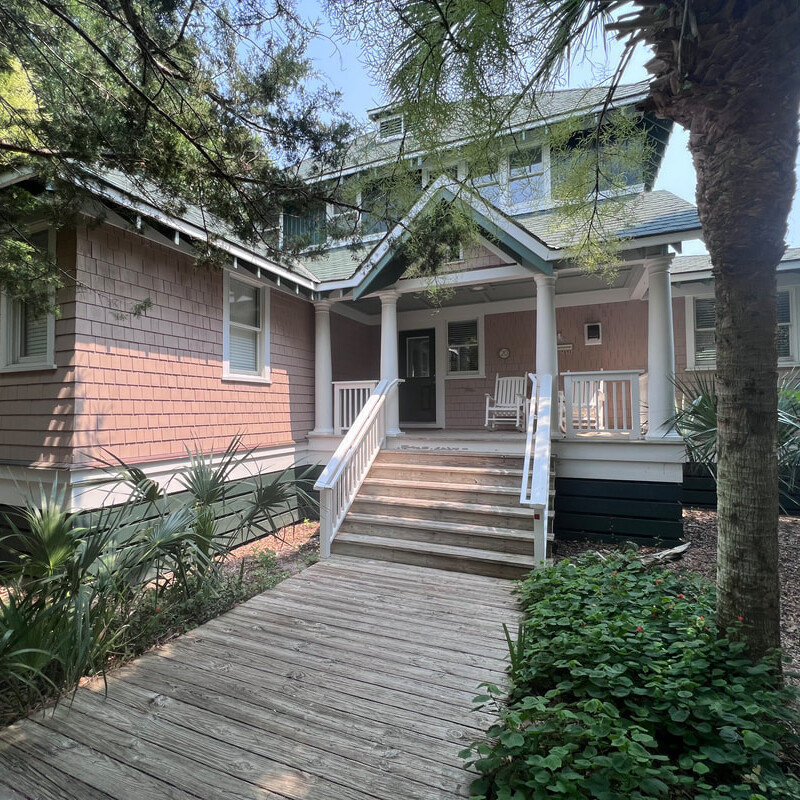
[672,372,800,507]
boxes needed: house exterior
[5,83,789,557]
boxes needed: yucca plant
[0,436,318,726]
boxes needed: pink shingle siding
[331,314,380,381]
[0,229,78,466]
[0,223,315,468]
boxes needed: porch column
[646,257,679,440]
[378,289,401,436]
[312,299,334,435]
[534,273,559,433]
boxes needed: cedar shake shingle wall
[445,309,536,428]
[0,228,78,467]
[331,313,380,381]
[69,224,314,466]
[444,300,687,428]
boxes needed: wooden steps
[331,450,550,580]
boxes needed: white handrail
[520,373,552,565]
[314,378,402,558]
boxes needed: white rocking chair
[485,374,529,430]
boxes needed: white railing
[562,370,645,439]
[333,380,379,435]
[315,378,401,558]
[520,373,552,565]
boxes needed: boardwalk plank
[80,672,471,798]
[185,619,494,707]
[139,639,483,748]
[0,560,515,800]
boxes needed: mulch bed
[554,508,800,678]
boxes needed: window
[690,291,795,368]
[224,272,270,381]
[448,320,479,374]
[693,297,716,368]
[283,202,325,247]
[1,230,55,372]
[508,146,544,206]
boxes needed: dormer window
[378,115,404,140]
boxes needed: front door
[399,329,436,424]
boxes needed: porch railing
[315,378,401,558]
[333,380,379,435]
[562,370,645,439]
[520,373,552,565]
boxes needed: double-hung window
[224,272,270,381]
[1,229,55,372]
[689,290,796,368]
[447,319,480,375]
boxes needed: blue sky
[300,6,800,254]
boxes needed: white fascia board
[0,442,310,511]
[76,178,317,291]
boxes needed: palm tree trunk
[688,74,800,660]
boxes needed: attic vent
[378,116,404,140]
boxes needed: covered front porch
[307,253,680,454]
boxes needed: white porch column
[378,290,401,436]
[534,273,559,433]
[312,299,334,435]
[646,257,679,440]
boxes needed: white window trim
[445,315,485,379]
[222,270,271,383]
[0,226,57,373]
[685,289,800,370]
[584,322,602,346]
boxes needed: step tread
[362,477,521,496]
[333,532,537,567]
[354,494,537,516]
[342,512,537,540]
[372,463,525,477]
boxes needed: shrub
[0,439,317,726]
[462,552,799,800]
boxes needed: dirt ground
[554,508,800,677]
[223,520,321,582]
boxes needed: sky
[299,4,800,255]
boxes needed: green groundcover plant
[462,553,799,800]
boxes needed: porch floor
[0,557,519,800]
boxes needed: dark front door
[399,328,436,424]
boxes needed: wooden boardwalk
[0,556,519,800]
